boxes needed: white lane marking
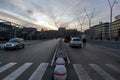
[105,64,120,73]
[51,45,58,66]
[3,63,32,80]
[29,63,48,80]
[73,64,92,80]
[0,63,16,73]
[89,64,116,80]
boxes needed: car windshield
[9,39,18,42]
[73,39,80,41]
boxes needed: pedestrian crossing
[3,63,33,80]
[73,64,92,80]
[29,63,48,80]
[0,63,16,73]
[74,64,120,80]
[0,62,120,80]
[89,64,116,80]
[105,64,120,73]
[0,62,49,80]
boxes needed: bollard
[58,50,63,54]
[56,50,64,59]
[54,65,67,80]
[55,57,65,66]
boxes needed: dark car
[4,38,25,50]
[64,36,71,43]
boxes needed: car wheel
[4,49,8,51]
[69,44,72,47]
[70,45,73,48]
[15,45,19,49]
[22,45,25,48]
[79,46,82,48]
[69,44,71,47]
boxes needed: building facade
[112,19,120,40]
[89,22,109,40]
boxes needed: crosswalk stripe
[29,63,49,80]
[89,64,116,80]
[0,63,16,73]
[105,64,120,73]
[3,63,32,80]
[73,64,92,80]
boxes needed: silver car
[4,38,25,50]
[69,37,82,48]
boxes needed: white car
[69,37,82,48]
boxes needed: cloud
[0,10,39,30]
[0,0,120,31]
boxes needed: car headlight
[4,44,6,46]
[11,44,15,46]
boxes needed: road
[64,42,120,80]
[0,39,58,80]
[0,39,120,80]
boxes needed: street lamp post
[84,8,95,39]
[108,0,117,40]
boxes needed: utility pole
[108,0,117,40]
[84,8,95,39]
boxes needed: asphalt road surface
[0,39,58,80]
[64,42,120,80]
[0,39,120,80]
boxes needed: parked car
[64,36,71,43]
[4,38,25,50]
[69,37,82,48]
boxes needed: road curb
[51,44,59,66]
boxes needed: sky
[0,0,120,31]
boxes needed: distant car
[4,38,25,50]
[64,36,71,42]
[69,37,82,48]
